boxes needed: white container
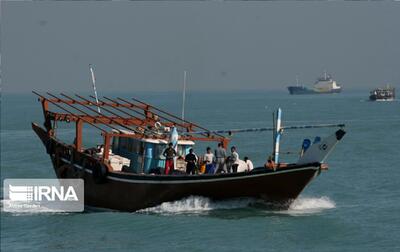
[109,155,131,171]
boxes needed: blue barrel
[302,139,311,152]
[143,143,154,173]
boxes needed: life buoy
[92,163,108,184]
[154,121,162,129]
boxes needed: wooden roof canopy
[33,92,230,156]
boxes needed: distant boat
[369,85,395,101]
[288,72,342,95]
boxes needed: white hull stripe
[59,157,318,184]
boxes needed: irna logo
[8,185,78,202]
[3,179,84,212]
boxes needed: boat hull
[288,86,341,95]
[369,96,394,101]
[33,123,321,211]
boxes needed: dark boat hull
[288,86,341,95]
[33,123,321,212]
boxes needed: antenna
[296,75,299,86]
[181,70,187,121]
[89,64,101,113]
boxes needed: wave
[1,196,335,216]
[138,196,336,216]
[138,196,255,215]
[277,196,336,216]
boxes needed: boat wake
[138,196,255,215]
[277,196,336,216]
[138,196,336,216]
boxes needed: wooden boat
[32,92,346,211]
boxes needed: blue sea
[1,91,400,251]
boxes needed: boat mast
[181,70,187,121]
[272,111,276,159]
[274,108,282,166]
[89,64,101,113]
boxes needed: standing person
[243,157,254,172]
[230,146,239,173]
[214,143,227,174]
[185,148,198,175]
[163,143,176,175]
[203,147,215,174]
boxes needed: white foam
[139,196,336,216]
[282,196,336,216]
[138,196,254,215]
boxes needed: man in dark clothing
[185,148,197,175]
[163,143,176,175]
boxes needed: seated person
[243,157,254,172]
[175,156,187,172]
[265,156,275,169]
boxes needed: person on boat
[214,143,227,174]
[203,147,215,174]
[265,156,275,169]
[230,146,240,173]
[185,148,197,175]
[243,157,254,172]
[163,143,176,175]
[175,155,187,173]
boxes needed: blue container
[143,143,154,173]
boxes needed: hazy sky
[2,1,400,93]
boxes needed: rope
[183,123,345,135]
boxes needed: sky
[1,1,400,93]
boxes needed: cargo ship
[369,86,395,101]
[288,72,342,95]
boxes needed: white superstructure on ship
[287,71,342,95]
[313,72,342,93]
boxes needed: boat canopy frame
[33,91,230,161]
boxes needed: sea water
[1,91,400,251]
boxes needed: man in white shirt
[203,147,215,174]
[230,146,240,173]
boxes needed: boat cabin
[32,92,228,175]
[110,131,194,173]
